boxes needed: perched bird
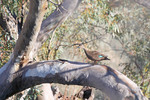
[83,48,110,64]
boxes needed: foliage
[0,0,29,18]
[0,0,150,99]
[48,0,150,98]
[41,0,150,98]
[23,86,43,100]
[114,1,150,98]
[0,29,15,67]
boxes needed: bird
[83,48,110,64]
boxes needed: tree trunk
[0,0,148,100]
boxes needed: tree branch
[0,6,18,40]
[0,0,148,99]
[0,0,48,99]
[0,60,147,100]
[12,0,48,68]
[12,0,81,69]
[0,0,82,99]
[134,0,150,9]
[36,0,82,44]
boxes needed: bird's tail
[105,57,110,60]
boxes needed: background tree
[0,0,149,100]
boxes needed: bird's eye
[98,55,103,58]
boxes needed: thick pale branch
[12,0,47,68]
[1,60,147,100]
[0,0,48,99]
[35,0,82,49]
[0,0,148,99]
[0,0,82,99]
[11,0,81,69]
[38,0,81,41]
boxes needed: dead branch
[0,60,147,100]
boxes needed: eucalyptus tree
[0,0,149,100]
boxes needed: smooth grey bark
[0,0,48,99]
[0,0,82,99]
[34,0,82,57]
[0,0,148,100]
[1,60,147,100]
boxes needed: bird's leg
[93,61,96,65]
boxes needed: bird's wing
[89,51,102,59]
[91,51,99,55]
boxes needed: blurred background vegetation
[0,0,149,99]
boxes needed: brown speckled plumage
[83,48,110,64]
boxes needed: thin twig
[48,0,59,6]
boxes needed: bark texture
[0,60,147,100]
[0,0,148,100]
[0,0,82,99]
